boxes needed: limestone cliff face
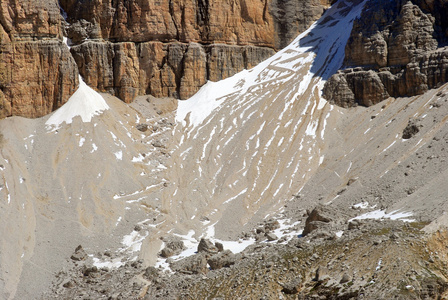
[0,0,78,118]
[323,0,448,107]
[0,0,333,116]
[60,0,332,101]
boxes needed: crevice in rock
[168,0,180,41]
[196,0,210,41]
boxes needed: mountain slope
[1,0,448,299]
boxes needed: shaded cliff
[323,0,448,107]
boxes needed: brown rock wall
[60,0,332,102]
[0,0,334,116]
[0,0,79,118]
[0,0,62,40]
[72,41,275,101]
[60,0,275,46]
[324,0,448,107]
[324,48,448,108]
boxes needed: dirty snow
[350,209,415,222]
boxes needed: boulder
[340,273,351,284]
[315,266,331,282]
[160,237,185,258]
[70,245,88,261]
[281,278,301,294]
[266,233,278,241]
[171,253,208,275]
[302,206,333,236]
[143,266,159,280]
[207,250,240,270]
[197,238,219,254]
[402,118,422,139]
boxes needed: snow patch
[90,143,98,153]
[114,150,123,160]
[350,209,414,222]
[45,76,109,129]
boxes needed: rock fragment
[71,245,88,261]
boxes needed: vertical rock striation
[0,0,78,118]
[60,0,333,101]
[323,0,448,107]
[0,0,334,117]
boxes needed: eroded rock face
[60,0,333,48]
[0,0,79,118]
[60,0,332,102]
[0,0,334,116]
[71,41,275,101]
[323,0,448,107]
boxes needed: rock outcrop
[0,0,78,118]
[0,0,335,116]
[323,0,448,107]
[70,41,275,101]
[60,0,333,102]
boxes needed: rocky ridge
[60,0,333,102]
[323,0,448,107]
[0,0,335,119]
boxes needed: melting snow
[114,151,123,160]
[350,209,414,222]
[175,0,366,129]
[45,76,109,129]
[352,202,369,209]
[122,230,148,252]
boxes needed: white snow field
[45,75,109,129]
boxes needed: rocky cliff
[323,0,448,107]
[60,0,333,102]
[0,0,78,118]
[0,0,333,117]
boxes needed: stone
[266,233,278,241]
[83,266,99,277]
[264,219,281,232]
[136,124,149,132]
[348,219,363,230]
[281,278,301,294]
[171,253,208,275]
[144,266,159,280]
[402,118,422,139]
[197,238,219,254]
[315,266,330,282]
[215,242,224,252]
[340,273,351,284]
[207,250,239,270]
[151,140,165,148]
[302,205,333,236]
[160,247,175,258]
[71,245,88,261]
[62,280,75,288]
[160,237,185,258]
